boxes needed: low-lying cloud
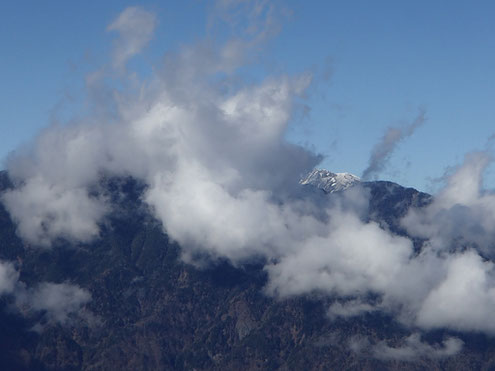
[370,333,463,361]
[16,282,92,328]
[0,260,91,329]
[337,331,463,361]
[403,151,495,256]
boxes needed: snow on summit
[301,169,360,193]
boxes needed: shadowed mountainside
[0,170,494,370]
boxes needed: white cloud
[0,260,91,328]
[18,282,92,326]
[402,151,495,257]
[2,176,107,246]
[372,333,463,361]
[264,211,414,298]
[327,299,377,319]
[416,250,495,333]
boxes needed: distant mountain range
[0,169,492,370]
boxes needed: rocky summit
[301,169,360,193]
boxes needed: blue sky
[2,1,495,192]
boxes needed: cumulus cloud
[362,108,426,180]
[264,209,414,298]
[2,4,320,250]
[107,6,156,69]
[4,1,495,352]
[415,250,495,333]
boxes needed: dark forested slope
[0,171,492,370]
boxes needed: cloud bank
[2,3,495,356]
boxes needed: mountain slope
[0,170,492,370]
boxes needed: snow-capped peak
[301,169,360,193]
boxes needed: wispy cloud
[107,6,156,69]
[339,331,463,361]
[372,333,463,361]
[362,108,426,180]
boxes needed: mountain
[301,169,360,193]
[301,169,431,235]
[0,170,492,370]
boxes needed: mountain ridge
[0,169,491,370]
[301,169,361,193]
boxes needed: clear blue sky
[2,1,495,192]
